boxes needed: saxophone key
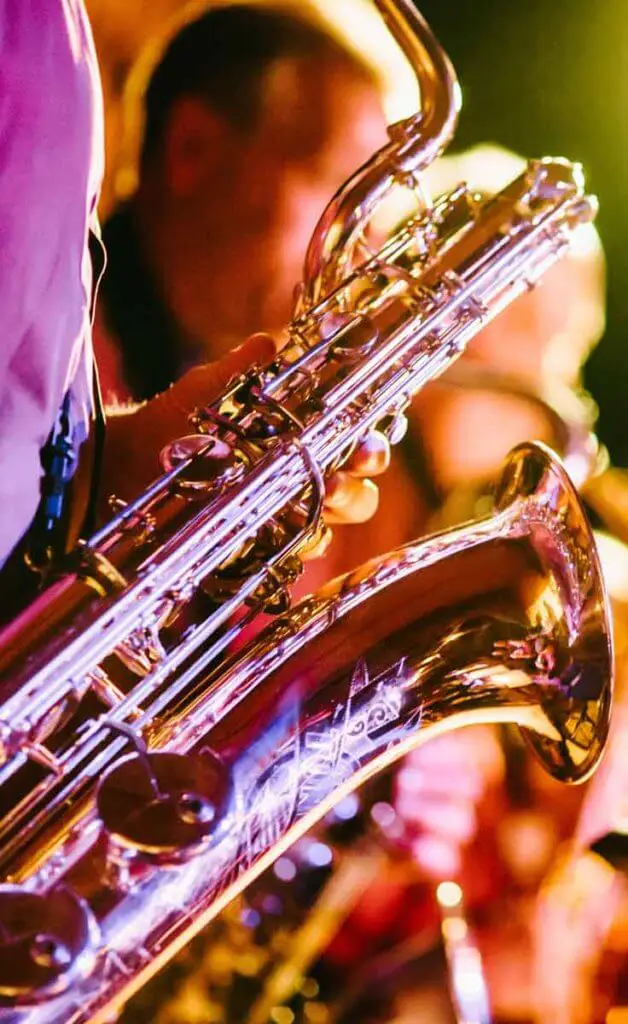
[0,886,100,1005]
[96,750,231,866]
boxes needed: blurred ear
[162,96,229,196]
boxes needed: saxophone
[127,380,613,1024]
[0,2,611,1022]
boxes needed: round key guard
[0,886,100,1005]
[160,435,242,494]
[97,751,230,864]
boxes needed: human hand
[395,726,505,880]
[102,332,389,539]
[529,654,628,1024]
[531,849,622,1024]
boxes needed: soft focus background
[86,0,628,464]
[413,0,628,468]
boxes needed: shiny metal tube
[0,2,605,1020]
[436,881,492,1024]
[0,159,596,780]
[0,443,613,1023]
[410,366,607,1024]
[300,0,460,306]
[0,160,597,750]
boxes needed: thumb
[166,333,277,412]
[103,334,279,506]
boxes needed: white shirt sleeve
[0,0,104,567]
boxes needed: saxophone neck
[299,0,460,308]
[375,0,460,157]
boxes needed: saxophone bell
[0,442,610,1022]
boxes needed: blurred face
[242,57,387,332]
[164,56,387,349]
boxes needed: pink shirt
[0,0,104,567]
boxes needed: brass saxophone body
[0,443,613,1024]
[0,2,610,1021]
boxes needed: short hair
[141,4,376,167]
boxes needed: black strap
[84,362,106,539]
[25,226,108,575]
[25,391,77,574]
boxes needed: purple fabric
[0,0,104,567]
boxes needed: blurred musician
[0,0,385,620]
[0,0,276,589]
[93,4,391,403]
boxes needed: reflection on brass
[0,441,613,1022]
[0,0,604,1019]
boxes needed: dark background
[412,0,628,464]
